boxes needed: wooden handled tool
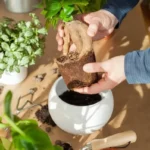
[81,130,137,150]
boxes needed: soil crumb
[35,104,56,127]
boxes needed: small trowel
[81,130,137,150]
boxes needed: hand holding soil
[56,20,99,89]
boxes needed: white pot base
[0,67,28,85]
[48,77,114,135]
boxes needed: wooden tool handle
[91,130,137,150]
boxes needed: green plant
[0,91,62,150]
[0,13,48,75]
[38,0,107,28]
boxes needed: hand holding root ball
[56,10,126,94]
[56,20,98,90]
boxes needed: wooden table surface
[0,1,150,150]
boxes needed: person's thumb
[87,19,100,37]
[83,62,104,73]
[83,14,100,37]
[83,60,111,73]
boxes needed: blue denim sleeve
[102,0,139,25]
[125,48,150,84]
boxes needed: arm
[125,48,150,84]
[102,0,140,25]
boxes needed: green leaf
[26,46,32,55]
[0,69,4,76]
[5,51,13,57]
[30,58,35,65]
[0,52,4,59]
[24,31,33,37]
[0,142,5,150]
[20,56,30,66]
[5,28,11,36]
[4,115,25,137]
[0,63,6,69]
[1,138,13,150]
[45,1,61,19]
[38,28,47,35]
[1,42,10,51]
[4,91,13,120]
[13,66,20,73]
[8,58,15,66]
[8,66,13,72]
[25,21,31,28]
[34,48,43,56]
[13,52,23,59]
[10,43,18,51]
[3,57,9,63]
[18,37,24,42]
[62,0,89,6]
[12,125,62,150]
[1,35,9,42]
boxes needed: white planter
[0,67,28,85]
[48,76,114,135]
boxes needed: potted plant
[0,13,47,85]
[0,91,64,150]
[4,0,41,13]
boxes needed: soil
[55,140,73,150]
[56,51,99,89]
[59,90,101,106]
[35,104,56,127]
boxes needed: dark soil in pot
[59,90,102,106]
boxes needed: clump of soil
[59,90,101,106]
[35,104,56,127]
[57,51,98,89]
[55,140,73,150]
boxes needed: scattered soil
[59,90,101,106]
[35,104,56,127]
[55,140,73,150]
[45,127,51,133]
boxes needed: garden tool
[81,130,137,150]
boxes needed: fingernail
[73,88,82,93]
[87,29,95,37]
[83,64,89,72]
[58,40,62,45]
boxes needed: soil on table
[59,90,102,106]
[35,104,56,127]
[55,140,73,150]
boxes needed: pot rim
[49,76,114,108]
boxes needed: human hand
[74,56,126,94]
[56,9,118,51]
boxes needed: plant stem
[4,115,25,137]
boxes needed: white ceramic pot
[48,76,114,135]
[0,67,28,85]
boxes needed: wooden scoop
[81,130,137,150]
